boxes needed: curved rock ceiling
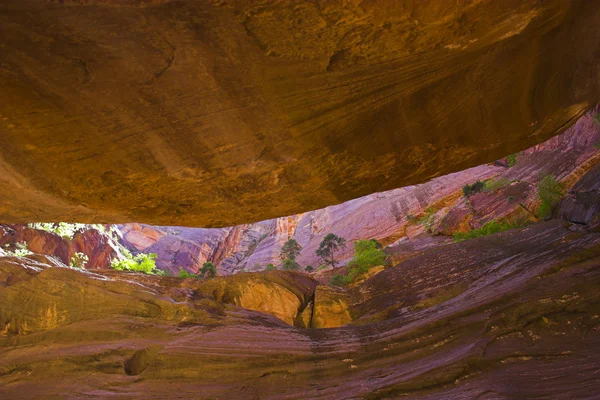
[0,0,598,226]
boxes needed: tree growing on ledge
[199,261,217,279]
[316,233,346,268]
[280,239,301,270]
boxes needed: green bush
[70,252,88,269]
[329,240,387,286]
[2,242,32,258]
[419,207,436,229]
[507,154,516,167]
[347,240,387,270]
[463,181,485,197]
[305,265,314,272]
[110,251,159,274]
[282,259,300,271]
[330,274,347,286]
[453,219,524,242]
[177,267,194,279]
[265,263,277,271]
[406,214,418,223]
[537,175,565,219]
[484,178,510,192]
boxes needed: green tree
[315,233,346,267]
[265,263,277,271]
[199,261,217,279]
[280,239,301,261]
[305,265,314,273]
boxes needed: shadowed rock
[0,0,598,227]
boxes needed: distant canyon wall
[119,108,600,275]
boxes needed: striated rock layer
[1,219,600,399]
[118,109,600,274]
[0,0,599,227]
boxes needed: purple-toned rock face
[119,108,600,275]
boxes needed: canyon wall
[119,109,600,274]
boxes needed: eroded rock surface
[0,0,598,226]
[1,219,599,399]
[118,109,600,274]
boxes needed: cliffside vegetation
[331,239,387,286]
[537,175,565,219]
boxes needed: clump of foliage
[316,233,346,267]
[280,239,301,261]
[536,175,565,220]
[419,207,437,230]
[2,242,32,257]
[462,181,485,197]
[330,274,347,287]
[316,265,328,272]
[177,267,194,278]
[406,214,418,223]
[280,239,301,270]
[453,219,524,242]
[282,258,300,270]
[329,239,387,286]
[110,250,160,274]
[27,222,110,241]
[594,113,600,126]
[347,240,387,271]
[70,252,89,269]
[199,261,217,279]
[507,153,517,167]
[265,263,277,271]
[305,265,314,273]
[484,177,510,192]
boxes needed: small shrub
[305,265,314,273]
[110,251,159,274]
[332,240,388,286]
[419,207,436,229]
[316,265,328,271]
[537,175,564,219]
[453,219,525,242]
[282,259,300,271]
[330,274,347,287]
[70,252,89,269]
[594,113,600,126]
[265,263,277,271]
[484,178,510,192]
[2,242,32,258]
[406,214,418,223]
[507,153,516,167]
[462,181,485,197]
[177,267,193,279]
